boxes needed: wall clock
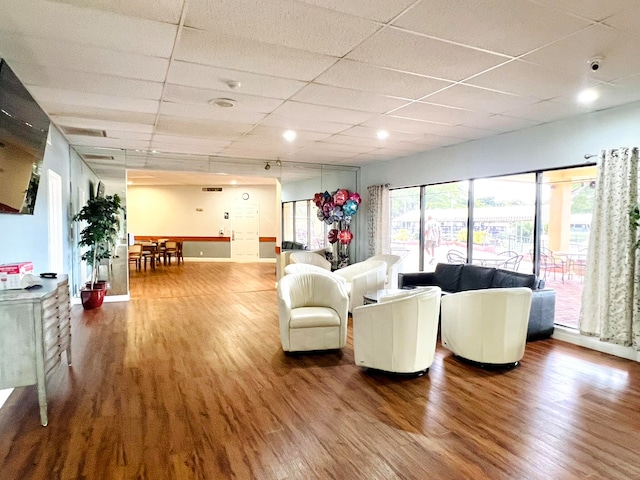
[242,192,250,200]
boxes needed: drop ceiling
[2,0,640,186]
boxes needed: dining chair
[176,241,184,265]
[446,250,466,264]
[539,248,565,283]
[162,241,178,265]
[128,244,142,271]
[141,242,161,270]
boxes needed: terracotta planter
[81,288,106,310]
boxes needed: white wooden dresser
[0,275,71,426]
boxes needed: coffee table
[363,288,405,305]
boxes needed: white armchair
[440,287,533,367]
[333,260,387,312]
[290,251,331,270]
[352,287,441,374]
[277,272,349,352]
[366,254,403,289]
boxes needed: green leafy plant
[630,204,640,250]
[73,194,122,288]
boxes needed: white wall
[356,100,640,259]
[127,184,278,238]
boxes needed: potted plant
[73,193,122,309]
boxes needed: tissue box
[0,262,34,290]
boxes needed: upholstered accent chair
[277,272,349,352]
[333,260,387,312]
[366,254,403,289]
[440,287,533,367]
[352,287,441,375]
[290,251,332,270]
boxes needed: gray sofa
[398,263,555,341]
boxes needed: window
[390,187,420,271]
[282,199,327,250]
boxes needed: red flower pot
[81,288,106,310]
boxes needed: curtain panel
[367,185,390,257]
[580,147,640,349]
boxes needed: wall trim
[552,326,640,362]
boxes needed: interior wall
[127,184,278,239]
[0,126,71,275]
[356,100,640,260]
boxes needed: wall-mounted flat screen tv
[0,58,50,214]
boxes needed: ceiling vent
[202,187,223,192]
[84,155,115,161]
[61,126,106,137]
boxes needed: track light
[275,159,282,166]
[265,162,271,170]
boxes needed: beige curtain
[367,184,390,257]
[580,147,640,349]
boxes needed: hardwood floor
[1,262,640,479]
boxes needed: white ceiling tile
[167,61,307,99]
[175,28,338,82]
[392,102,489,125]
[185,0,380,57]
[28,86,160,113]
[310,142,375,154]
[460,114,541,133]
[42,103,157,124]
[535,0,638,22]
[291,84,410,113]
[296,0,417,22]
[160,102,267,123]
[219,147,294,160]
[65,135,151,150]
[499,100,585,123]
[163,84,284,113]
[0,32,170,82]
[259,114,351,135]
[604,3,640,34]
[0,0,177,57]
[9,62,164,99]
[522,25,640,83]
[466,60,596,100]
[346,28,508,82]
[271,101,378,125]
[439,125,497,140]
[244,125,330,142]
[51,116,155,134]
[393,0,591,57]
[149,142,227,156]
[156,115,254,138]
[362,115,451,135]
[314,59,452,100]
[338,125,421,143]
[105,131,152,141]
[551,82,640,112]
[422,84,539,114]
[367,147,421,158]
[47,0,185,24]
[320,134,383,147]
[151,135,232,149]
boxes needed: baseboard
[552,326,640,362]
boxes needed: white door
[47,170,63,274]
[232,203,259,261]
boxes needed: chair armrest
[398,272,437,289]
[527,289,556,341]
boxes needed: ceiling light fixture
[577,88,599,104]
[230,180,237,185]
[209,97,237,108]
[275,158,282,166]
[225,80,241,90]
[377,130,389,140]
[265,162,271,170]
[283,130,297,142]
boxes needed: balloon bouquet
[314,189,361,269]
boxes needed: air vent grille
[202,187,223,192]
[84,155,115,161]
[62,126,106,137]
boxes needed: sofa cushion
[492,269,537,289]
[459,265,496,291]
[434,263,464,292]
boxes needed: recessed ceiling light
[377,130,389,140]
[578,88,599,104]
[209,97,237,108]
[283,130,297,142]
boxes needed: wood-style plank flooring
[1,262,640,479]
